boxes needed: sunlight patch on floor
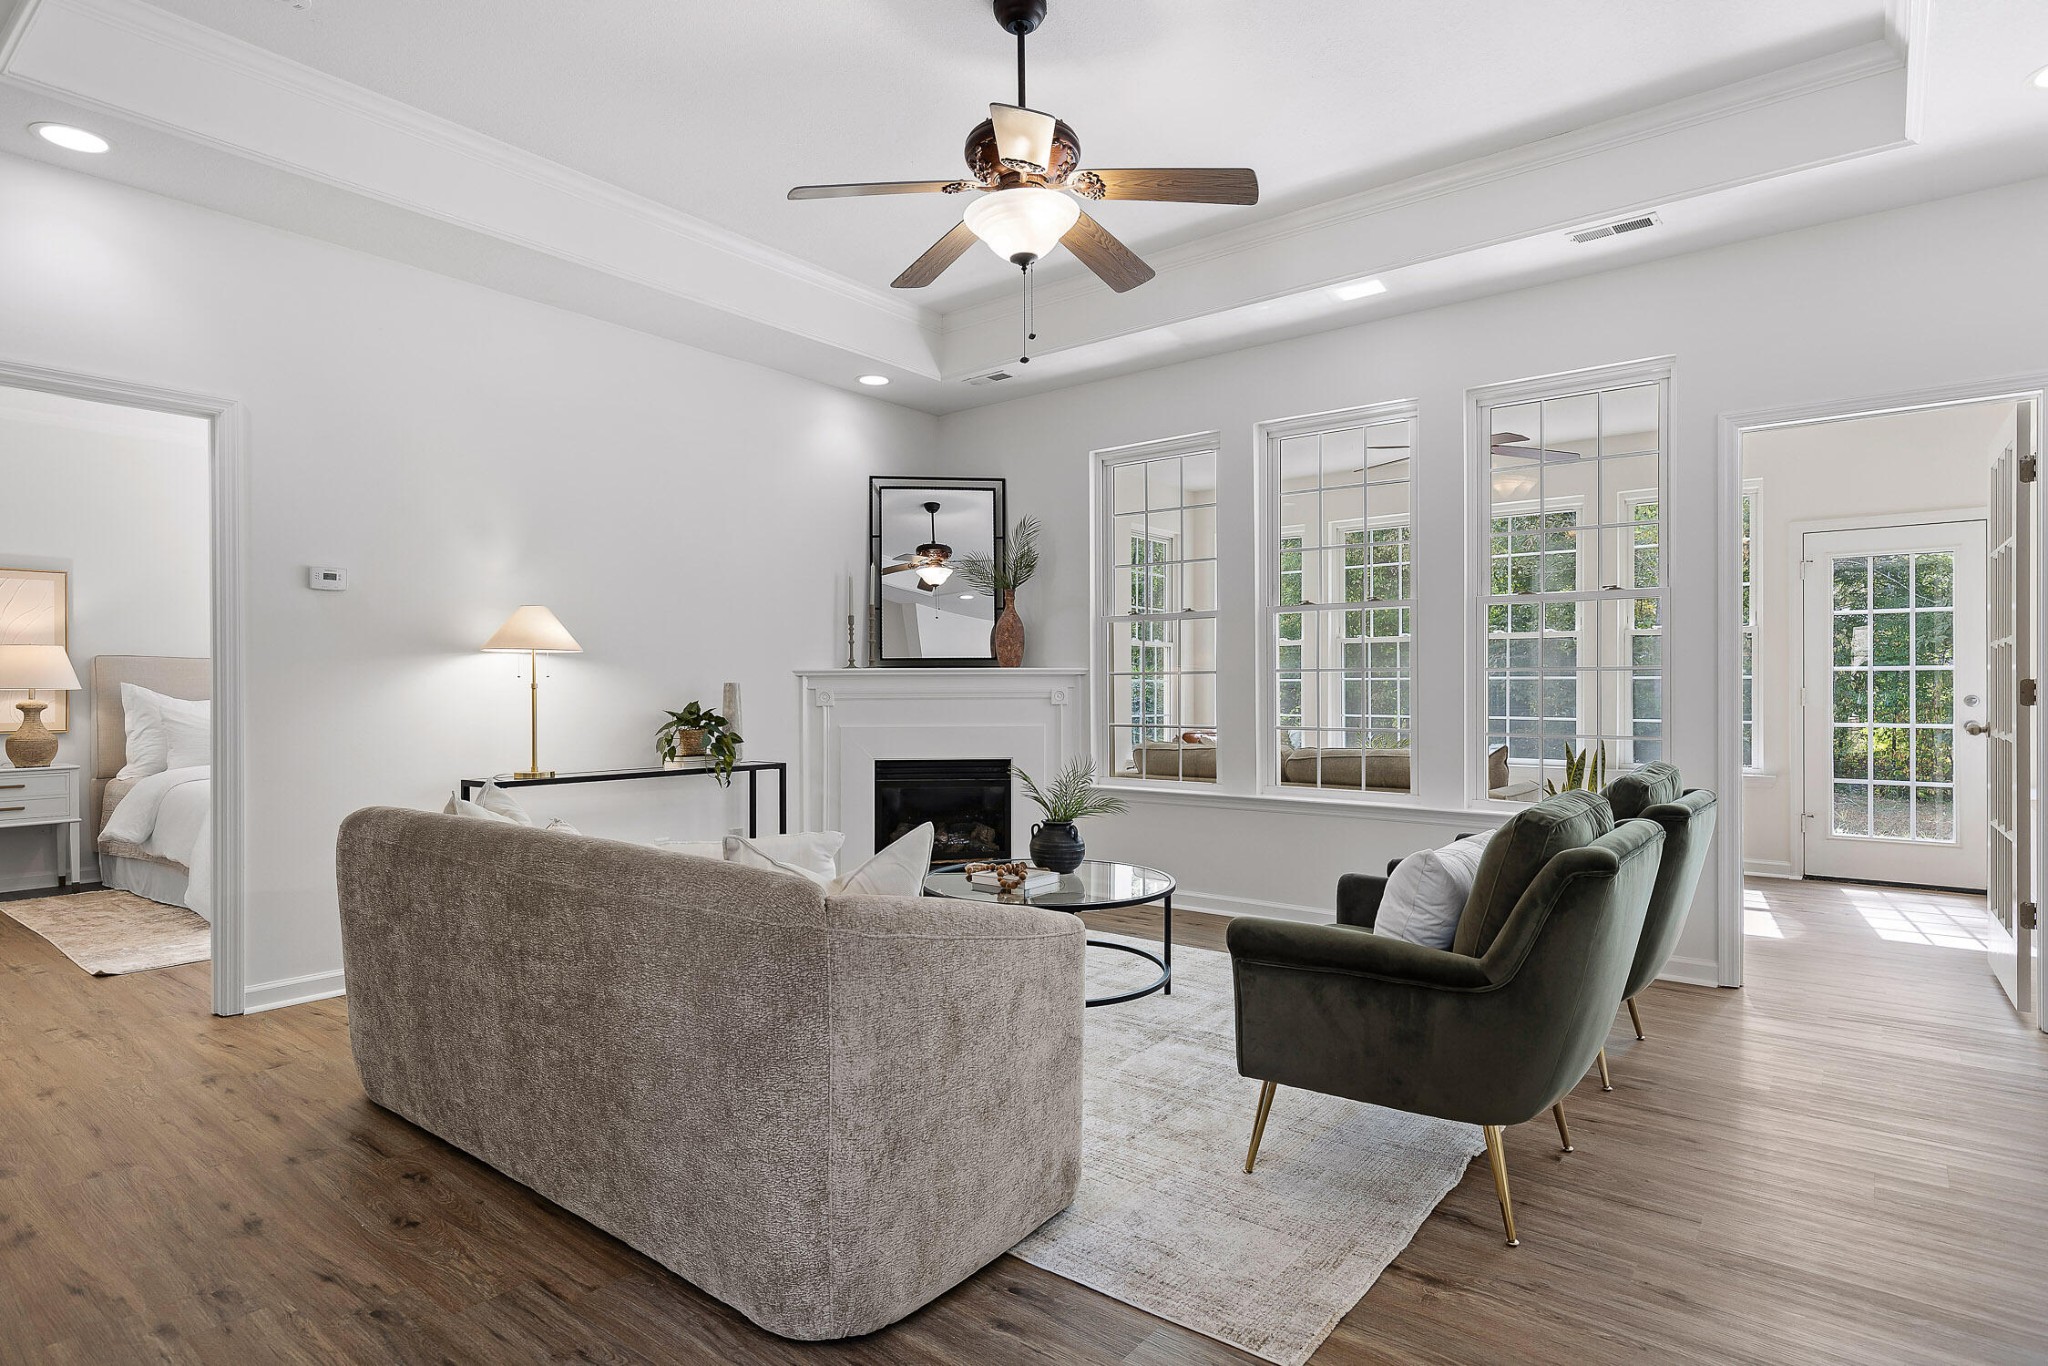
[1840,886,1999,951]
[1743,886,1786,938]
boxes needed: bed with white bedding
[91,655,213,922]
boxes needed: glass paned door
[1801,522,1987,888]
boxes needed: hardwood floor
[2,879,2043,1364]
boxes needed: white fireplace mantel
[795,668,1090,858]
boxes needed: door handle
[1964,720,1990,736]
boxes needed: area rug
[0,889,210,975]
[1012,933,1485,1366]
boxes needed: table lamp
[0,644,80,768]
[483,606,581,780]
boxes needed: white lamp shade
[963,187,1080,265]
[916,563,955,587]
[483,605,582,653]
[0,644,80,691]
[990,103,1056,172]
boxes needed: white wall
[0,151,939,1004]
[1739,402,2012,877]
[933,173,2048,986]
[0,388,211,888]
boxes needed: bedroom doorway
[0,364,245,1014]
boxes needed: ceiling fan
[882,502,955,592]
[1491,433,1586,462]
[788,0,1259,326]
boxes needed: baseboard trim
[1168,889,1328,924]
[1657,954,1722,989]
[0,864,100,895]
[1743,859,1797,879]
[243,969,345,1014]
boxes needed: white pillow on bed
[117,684,211,780]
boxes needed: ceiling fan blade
[990,103,1057,172]
[788,181,966,200]
[1077,168,1259,205]
[892,221,980,289]
[1060,210,1155,293]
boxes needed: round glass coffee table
[923,860,1174,1006]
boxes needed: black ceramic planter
[1029,821,1084,873]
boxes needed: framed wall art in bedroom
[0,566,70,733]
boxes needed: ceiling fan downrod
[994,0,1046,105]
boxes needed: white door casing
[1985,408,2035,1015]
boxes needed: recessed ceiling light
[959,593,976,600]
[2031,63,2048,90]
[31,123,109,154]
[1331,277,1387,302]
[857,374,890,386]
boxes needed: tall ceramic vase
[993,591,1025,668]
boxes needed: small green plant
[956,515,1043,602]
[1015,756,1128,824]
[656,702,742,786]
[1543,741,1608,797]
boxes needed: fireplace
[875,758,1012,863]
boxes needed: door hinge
[2020,454,2038,484]
[2023,678,2039,707]
[2022,901,2038,932]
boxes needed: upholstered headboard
[89,655,209,838]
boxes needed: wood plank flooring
[2,878,2043,1363]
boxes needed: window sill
[1099,779,1513,826]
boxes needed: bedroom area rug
[1012,933,1486,1366]
[1,889,210,975]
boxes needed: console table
[460,762,789,837]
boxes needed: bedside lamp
[483,606,581,780]
[0,644,80,768]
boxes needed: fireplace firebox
[874,758,1012,862]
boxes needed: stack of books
[967,866,1061,893]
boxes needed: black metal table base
[1084,937,1171,1007]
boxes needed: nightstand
[0,764,82,888]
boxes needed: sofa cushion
[1130,741,1217,780]
[1453,790,1614,957]
[1488,745,1510,792]
[1604,762,1683,819]
[1280,747,1410,790]
[1375,833,1492,949]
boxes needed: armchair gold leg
[1627,996,1645,1040]
[1596,1047,1613,1092]
[1551,1102,1573,1153]
[1482,1124,1519,1246]
[1244,1080,1278,1174]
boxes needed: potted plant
[1543,740,1607,797]
[657,702,743,786]
[1015,757,1127,872]
[957,515,1042,668]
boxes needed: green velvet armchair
[1601,763,1719,1055]
[1228,798,1664,1245]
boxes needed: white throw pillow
[472,783,533,824]
[726,823,933,897]
[1374,833,1492,950]
[443,792,519,823]
[717,830,845,881]
[545,818,580,835]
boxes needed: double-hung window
[1261,404,1417,795]
[1475,362,1671,798]
[1099,438,1219,783]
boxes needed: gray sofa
[335,807,1085,1340]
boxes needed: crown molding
[942,40,1907,333]
[5,0,934,337]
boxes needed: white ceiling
[143,0,1881,306]
[4,0,2047,410]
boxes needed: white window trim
[1255,399,1421,803]
[1091,431,1222,790]
[1739,479,1765,774]
[1468,357,1675,803]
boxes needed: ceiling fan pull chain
[1020,260,1036,364]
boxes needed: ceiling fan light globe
[917,563,955,587]
[963,187,1079,266]
[990,104,1057,176]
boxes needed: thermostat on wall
[307,567,348,591]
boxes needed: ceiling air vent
[965,370,1016,386]
[1570,213,1660,245]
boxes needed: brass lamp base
[513,769,554,781]
[6,698,58,768]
